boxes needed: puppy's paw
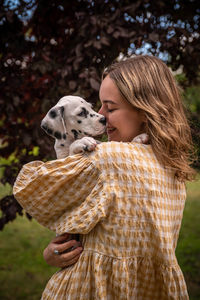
[69,137,97,155]
[133,133,149,144]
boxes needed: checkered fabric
[13,142,189,300]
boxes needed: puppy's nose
[41,120,47,130]
[99,116,106,125]
[41,121,50,133]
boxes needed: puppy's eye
[77,111,85,117]
[77,107,89,118]
[49,109,57,118]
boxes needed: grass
[0,216,56,300]
[0,177,199,299]
[175,176,200,300]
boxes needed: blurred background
[0,0,200,299]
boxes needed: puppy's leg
[69,137,97,155]
[54,139,71,159]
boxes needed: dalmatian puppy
[41,95,107,158]
[41,95,148,159]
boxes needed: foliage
[0,0,200,229]
[183,86,200,168]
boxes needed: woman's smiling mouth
[106,127,116,134]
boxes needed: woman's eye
[108,109,116,113]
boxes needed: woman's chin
[108,131,119,142]
[108,133,134,143]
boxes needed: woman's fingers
[51,233,71,244]
[49,245,83,269]
[55,239,81,254]
[43,233,83,268]
[60,248,83,268]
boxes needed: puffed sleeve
[13,154,110,235]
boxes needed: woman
[13,55,195,299]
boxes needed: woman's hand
[43,233,83,268]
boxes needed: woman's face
[98,75,145,142]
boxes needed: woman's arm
[43,233,83,268]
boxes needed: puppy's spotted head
[41,95,106,141]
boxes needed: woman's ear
[140,111,147,123]
[140,111,148,133]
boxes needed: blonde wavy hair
[103,55,196,181]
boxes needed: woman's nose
[98,106,105,116]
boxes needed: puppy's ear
[41,105,65,139]
[59,106,67,134]
[60,106,64,118]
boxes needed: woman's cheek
[109,111,118,121]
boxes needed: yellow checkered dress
[13,142,189,300]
